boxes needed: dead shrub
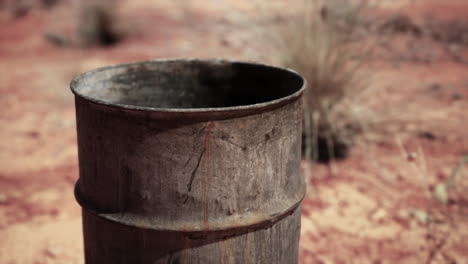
[250,0,376,162]
[77,0,120,47]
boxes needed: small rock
[407,152,417,162]
[44,33,68,47]
[434,183,449,204]
[452,93,462,100]
[396,209,410,220]
[371,208,388,222]
[428,83,443,91]
[417,131,436,140]
[44,245,62,258]
[220,38,231,47]
[410,209,430,224]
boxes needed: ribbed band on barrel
[74,178,305,234]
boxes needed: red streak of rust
[202,122,215,228]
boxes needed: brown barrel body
[71,59,306,264]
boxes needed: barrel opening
[72,60,304,109]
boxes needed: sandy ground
[1,0,468,263]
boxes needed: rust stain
[201,122,215,228]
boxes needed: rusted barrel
[71,59,306,264]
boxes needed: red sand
[1,1,468,263]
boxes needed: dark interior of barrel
[74,61,304,109]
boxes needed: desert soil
[1,0,468,263]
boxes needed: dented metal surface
[72,59,306,263]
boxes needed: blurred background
[1,0,468,263]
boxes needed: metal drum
[71,59,306,263]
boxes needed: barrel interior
[72,60,304,109]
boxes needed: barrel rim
[70,58,307,114]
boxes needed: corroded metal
[71,59,306,263]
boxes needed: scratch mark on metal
[183,153,194,168]
[221,135,247,151]
[183,126,208,167]
[184,147,206,203]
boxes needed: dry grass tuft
[249,0,377,162]
[77,0,120,47]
